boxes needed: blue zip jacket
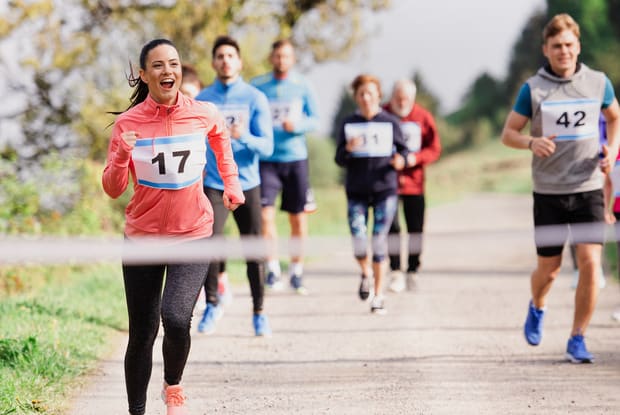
[196,77,273,190]
[250,71,319,162]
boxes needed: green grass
[0,264,126,415]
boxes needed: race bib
[344,122,394,157]
[400,121,422,152]
[541,99,600,141]
[132,133,207,189]
[269,99,303,128]
[218,104,250,129]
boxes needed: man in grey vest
[501,13,620,363]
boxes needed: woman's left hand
[223,193,242,211]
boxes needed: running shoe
[197,303,223,334]
[266,271,284,291]
[163,384,187,415]
[370,295,387,315]
[253,313,272,337]
[611,309,620,322]
[358,275,370,300]
[388,270,405,293]
[524,300,545,346]
[405,271,417,291]
[217,273,233,306]
[565,334,594,363]
[290,274,308,295]
[304,188,318,214]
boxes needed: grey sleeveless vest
[527,64,606,194]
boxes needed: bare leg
[372,260,386,295]
[261,206,277,261]
[531,254,562,309]
[572,243,601,335]
[288,212,307,264]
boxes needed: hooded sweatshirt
[102,92,244,240]
[514,63,615,194]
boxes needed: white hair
[392,78,417,100]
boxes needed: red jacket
[103,93,244,240]
[383,103,441,195]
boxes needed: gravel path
[70,193,620,415]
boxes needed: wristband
[528,139,533,150]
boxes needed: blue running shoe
[198,303,222,334]
[524,300,545,346]
[266,271,283,291]
[565,334,594,363]
[253,314,272,337]
[290,274,308,295]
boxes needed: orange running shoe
[163,384,187,415]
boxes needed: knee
[127,323,159,351]
[161,312,190,338]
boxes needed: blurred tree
[329,86,357,142]
[0,0,392,166]
[411,72,440,116]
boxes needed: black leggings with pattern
[122,259,208,415]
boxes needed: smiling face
[212,44,242,84]
[543,29,580,78]
[139,44,181,105]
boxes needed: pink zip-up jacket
[103,92,245,240]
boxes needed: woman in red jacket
[103,38,244,415]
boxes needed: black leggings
[388,194,425,272]
[123,258,208,415]
[203,186,265,313]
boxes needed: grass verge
[0,264,126,415]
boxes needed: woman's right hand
[121,131,139,148]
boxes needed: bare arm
[501,110,556,157]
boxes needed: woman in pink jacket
[103,38,244,415]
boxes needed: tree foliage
[445,0,620,149]
[0,0,392,165]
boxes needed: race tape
[0,221,617,266]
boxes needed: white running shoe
[388,270,405,293]
[370,295,387,315]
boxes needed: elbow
[102,179,124,199]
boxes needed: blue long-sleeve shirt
[250,71,319,162]
[196,77,273,190]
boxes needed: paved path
[70,193,620,414]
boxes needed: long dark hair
[112,39,178,115]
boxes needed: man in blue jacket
[251,39,320,294]
[196,35,274,336]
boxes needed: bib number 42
[556,111,586,128]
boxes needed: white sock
[267,260,281,277]
[289,262,303,277]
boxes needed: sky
[306,0,546,134]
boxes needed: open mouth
[160,78,175,90]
